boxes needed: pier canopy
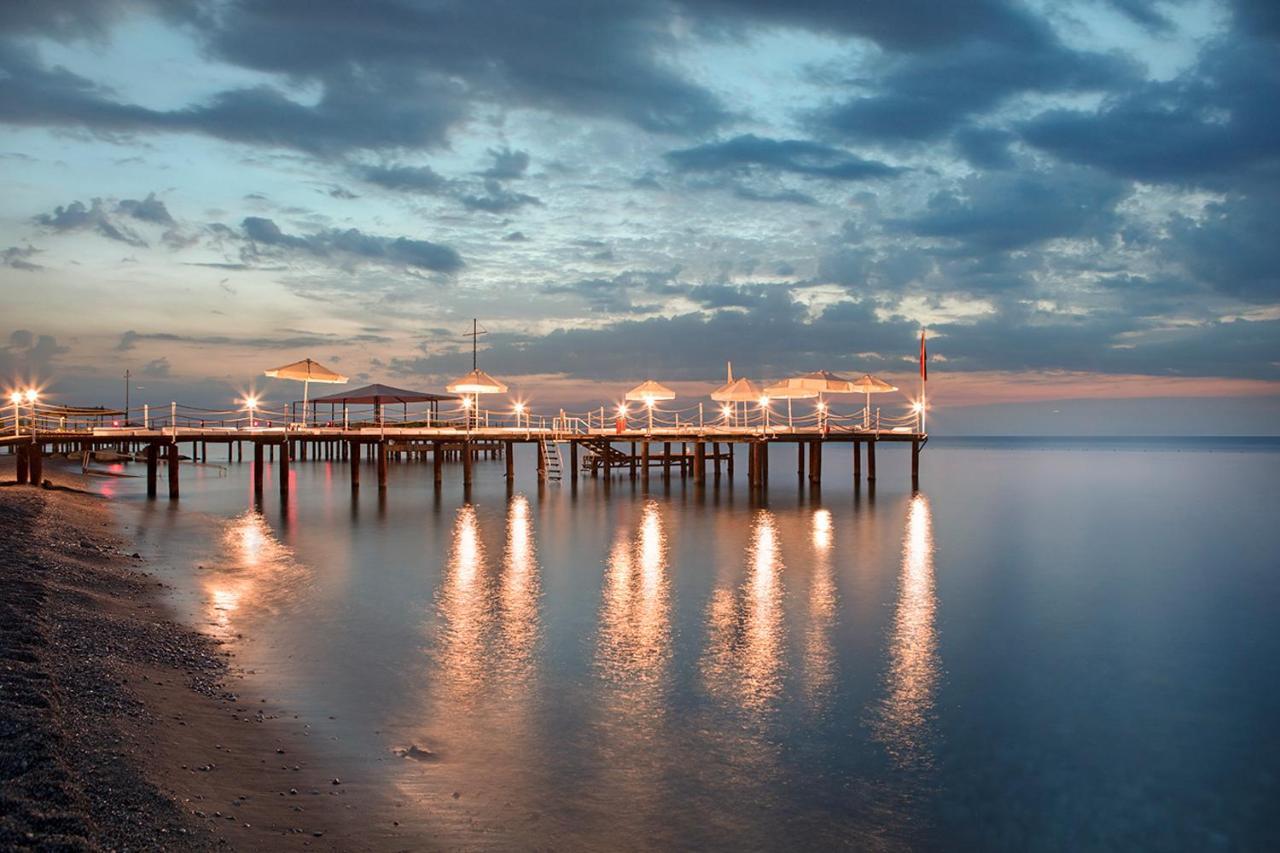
[264,358,349,426]
[310,384,458,406]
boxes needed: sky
[1,0,1278,433]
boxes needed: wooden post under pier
[350,440,360,490]
[279,439,290,499]
[167,442,179,500]
[867,438,877,482]
[146,442,158,498]
[377,441,388,490]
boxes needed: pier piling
[167,442,179,500]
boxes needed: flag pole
[920,329,927,435]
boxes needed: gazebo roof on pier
[309,383,459,405]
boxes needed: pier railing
[3,397,924,438]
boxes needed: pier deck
[3,424,926,498]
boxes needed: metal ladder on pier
[538,435,563,482]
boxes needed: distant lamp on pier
[243,395,259,427]
[23,389,37,403]
[513,400,526,428]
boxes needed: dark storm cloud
[240,217,463,273]
[896,166,1129,253]
[665,135,902,181]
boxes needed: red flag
[919,330,927,381]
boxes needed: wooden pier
[2,424,926,499]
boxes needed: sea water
[95,438,1280,850]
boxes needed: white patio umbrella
[711,362,763,426]
[763,377,819,429]
[264,358,348,426]
[848,374,898,429]
[625,379,676,430]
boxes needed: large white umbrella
[625,379,675,430]
[763,377,819,429]
[849,374,898,428]
[264,358,348,426]
[711,363,763,426]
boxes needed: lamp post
[24,390,38,435]
[514,401,526,430]
[9,392,21,437]
[645,397,655,432]
[245,395,258,429]
[759,396,770,432]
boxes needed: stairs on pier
[580,438,629,473]
[539,435,563,481]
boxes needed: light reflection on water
[876,493,938,769]
[703,509,786,717]
[104,442,1280,849]
[205,509,305,641]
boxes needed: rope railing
[6,397,924,437]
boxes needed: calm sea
[94,437,1280,850]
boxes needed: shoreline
[0,458,420,851]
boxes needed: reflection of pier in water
[875,493,939,769]
[703,510,787,716]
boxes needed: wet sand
[0,457,426,851]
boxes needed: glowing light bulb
[758,396,770,408]
[24,389,38,403]
[8,392,20,404]
[617,404,628,417]
[514,401,526,413]
[912,402,924,413]
[245,395,258,409]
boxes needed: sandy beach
[0,458,418,851]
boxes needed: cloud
[355,163,453,194]
[240,217,464,272]
[0,329,68,379]
[895,166,1129,253]
[666,134,902,181]
[814,19,1138,142]
[116,329,370,352]
[481,147,530,179]
[116,192,173,224]
[141,356,171,377]
[2,245,42,271]
[458,179,542,213]
[0,1,730,155]
[33,198,147,246]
